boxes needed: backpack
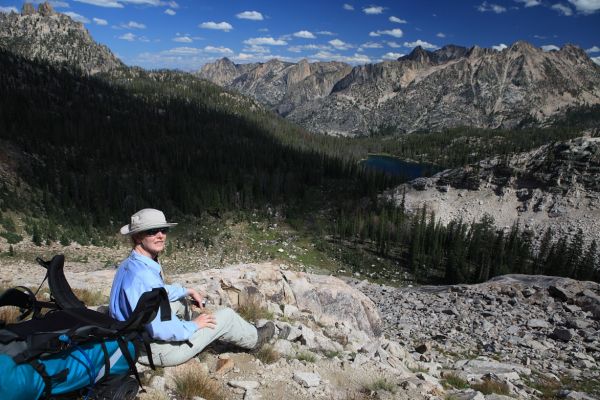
[0,255,171,400]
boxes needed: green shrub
[1,231,22,244]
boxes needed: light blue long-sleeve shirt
[109,250,198,341]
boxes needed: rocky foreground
[5,261,599,399]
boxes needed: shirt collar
[130,250,161,273]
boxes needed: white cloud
[288,44,332,53]
[0,6,18,13]
[493,43,508,51]
[436,32,446,38]
[369,29,403,38]
[477,1,507,13]
[542,44,560,51]
[173,36,192,43]
[236,11,264,20]
[386,41,401,48]
[514,0,542,6]
[294,30,316,39]
[164,47,201,55]
[243,44,270,53]
[551,3,573,15]
[74,0,123,7]
[200,21,233,32]
[586,46,600,53]
[119,32,136,41]
[311,51,371,64]
[236,53,256,61]
[363,5,385,14]
[592,56,600,65]
[123,21,146,29]
[360,41,383,49]
[568,0,600,13]
[404,40,438,49]
[75,0,172,7]
[329,39,352,50]
[93,17,108,25]
[382,52,404,60]
[164,9,175,15]
[317,31,336,36]
[343,3,354,10]
[389,16,407,23]
[244,37,287,46]
[204,46,234,54]
[568,0,600,14]
[64,12,90,23]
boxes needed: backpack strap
[29,359,68,399]
[38,255,86,310]
[116,337,142,388]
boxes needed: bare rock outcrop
[175,262,383,338]
[389,136,600,247]
[0,2,123,74]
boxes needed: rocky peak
[510,40,537,53]
[21,3,35,15]
[431,44,468,63]
[37,2,54,17]
[401,46,432,64]
[560,43,593,64]
[0,5,123,74]
[466,44,493,58]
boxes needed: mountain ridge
[200,41,600,136]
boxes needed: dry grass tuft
[442,372,470,389]
[236,299,273,322]
[362,378,397,394]
[0,305,21,324]
[173,363,226,400]
[137,388,169,400]
[471,379,510,396]
[72,288,108,306]
[255,344,280,364]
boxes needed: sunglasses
[143,227,170,236]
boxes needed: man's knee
[217,307,236,321]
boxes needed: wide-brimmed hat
[120,208,177,235]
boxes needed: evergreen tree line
[332,201,600,284]
[0,50,398,229]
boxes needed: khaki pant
[138,302,258,367]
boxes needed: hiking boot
[251,321,275,352]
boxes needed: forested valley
[0,49,598,285]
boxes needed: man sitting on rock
[109,208,274,367]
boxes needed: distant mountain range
[1,3,599,137]
[199,43,600,136]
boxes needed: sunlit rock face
[200,42,600,136]
[0,2,123,75]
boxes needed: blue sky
[1,0,599,70]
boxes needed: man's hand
[193,313,217,329]
[187,288,205,309]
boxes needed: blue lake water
[362,155,439,180]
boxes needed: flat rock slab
[293,371,321,388]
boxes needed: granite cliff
[0,2,122,74]
[200,43,600,136]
